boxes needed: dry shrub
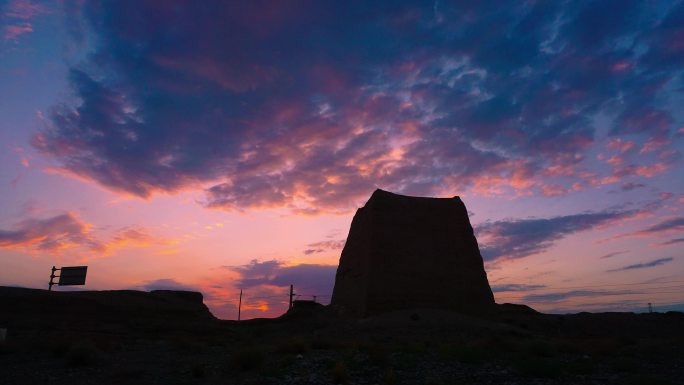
[331,361,349,384]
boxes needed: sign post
[238,289,243,321]
[49,266,88,291]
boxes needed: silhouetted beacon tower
[331,189,495,317]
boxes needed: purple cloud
[0,214,165,255]
[225,259,337,301]
[141,278,199,292]
[655,238,684,246]
[606,257,674,273]
[639,217,684,235]
[599,251,628,259]
[0,0,49,42]
[303,239,346,255]
[31,1,684,212]
[523,289,641,303]
[491,284,546,293]
[477,209,634,261]
[621,182,646,191]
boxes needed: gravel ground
[2,310,683,385]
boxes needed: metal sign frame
[49,266,88,291]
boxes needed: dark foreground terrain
[1,287,682,385]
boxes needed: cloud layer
[225,259,337,301]
[0,213,102,253]
[32,0,684,213]
[606,257,674,272]
[0,0,49,42]
[0,213,166,256]
[477,209,634,261]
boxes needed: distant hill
[0,286,216,333]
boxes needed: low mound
[0,286,216,332]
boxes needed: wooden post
[238,289,243,321]
[49,266,58,291]
[289,284,294,310]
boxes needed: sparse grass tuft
[49,338,72,358]
[330,360,350,384]
[274,336,310,355]
[622,374,672,385]
[525,339,555,357]
[564,357,595,375]
[382,367,397,385]
[111,368,147,381]
[556,339,581,354]
[611,357,639,373]
[0,340,12,355]
[171,335,206,354]
[484,335,516,352]
[511,356,563,378]
[453,346,487,364]
[311,336,338,350]
[229,347,264,372]
[190,362,206,378]
[581,338,623,357]
[65,341,101,367]
[365,344,391,367]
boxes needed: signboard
[58,266,88,286]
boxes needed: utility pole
[238,289,243,321]
[289,284,294,310]
[313,295,317,303]
[648,302,653,313]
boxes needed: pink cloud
[540,184,567,197]
[12,146,30,167]
[4,0,48,20]
[606,138,635,153]
[0,213,171,257]
[659,192,674,201]
[610,162,671,179]
[1,0,49,42]
[611,60,631,73]
[633,162,670,177]
[0,213,103,254]
[598,175,620,185]
[608,216,684,242]
[619,107,672,134]
[184,259,339,319]
[2,24,33,42]
[606,155,623,166]
[640,137,671,154]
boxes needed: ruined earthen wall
[331,189,494,317]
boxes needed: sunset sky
[1,0,683,319]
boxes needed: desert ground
[1,287,682,385]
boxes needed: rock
[331,189,494,317]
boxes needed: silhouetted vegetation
[229,346,265,372]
